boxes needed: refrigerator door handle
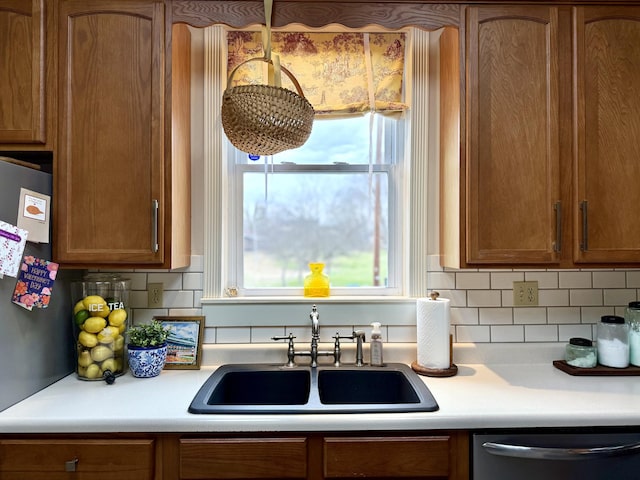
[482,440,640,460]
[152,199,159,253]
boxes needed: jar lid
[600,315,625,324]
[629,301,640,310]
[569,337,593,347]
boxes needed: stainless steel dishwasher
[473,431,640,479]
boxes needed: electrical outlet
[148,283,163,308]
[513,281,539,306]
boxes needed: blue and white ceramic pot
[127,343,168,378]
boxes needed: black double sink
[189,363,439,414]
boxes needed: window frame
[202,26,435,311]
[225,113,405,297]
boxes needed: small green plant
[127,320,170,347]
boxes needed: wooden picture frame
[154,315,204,369]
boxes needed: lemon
[83,317,107,334]
[97,326,119,345]
[77,350,93,367]
[108,308,127,327]
[74,309,90,327]
[91,345,113,362]
[83,295,110,318]
[100,358,117,374]
[78,331,98,348]
[85,363,101,379]
[73,300,86,315]
[113,335,125,354]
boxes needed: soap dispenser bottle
[370,322,384,366]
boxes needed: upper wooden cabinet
[573,6,640,264]
[465,6,561,265]
[443,5,640,268]
[0,0,50,146]
[54,0,190,268]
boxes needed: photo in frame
[154,316,204,369]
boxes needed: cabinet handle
[65,458,79,472]
[580,200,588,251]
[482,440,640,460]
[152,199,159,253]
[553,201,562,253]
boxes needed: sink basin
[189,363,439,414]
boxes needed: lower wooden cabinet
[169,432,469,480]
[0,431,469,480]
[0,437,156,480]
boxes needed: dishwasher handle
[482,440,640,461]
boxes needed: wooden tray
[553,360,640,376]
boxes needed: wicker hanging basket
[221,57,315,156]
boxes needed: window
[202,26,435,304]
[226,113,404,296]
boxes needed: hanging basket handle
[226,57,307,99]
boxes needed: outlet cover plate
[148,283,164,308]
[513,281,539,306]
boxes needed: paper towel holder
[413,293,458,377]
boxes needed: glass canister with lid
[625,301,640,367]
[596,315,629,368]
[71,274,131,382]
[565,337,597,368]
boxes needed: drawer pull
[65,458,79,472]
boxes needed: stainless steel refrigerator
[0,158,78,411]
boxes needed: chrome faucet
[273,305,365,367]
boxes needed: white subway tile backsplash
[456,325,490,343]
[183,272,203,290]
[467,290,501,307]
[102,252,640,346]
[548,306,581,324]
[479,308,512,325]
[626,271,640,287]
[491,325,524,343]
[456,272,490,290]
[539,289,569,307]
[513,307,546,325]
[603,289,636,306]
[593,270,626,288]
[525,324,558,342]
[559,324,595,342]
[559,271,592,289]
[490,272,524,289]
[217,327,251,343]
[163,290,194,309]
[427,271,456,290]
[570,289,603,306]
[581,306,615,324]
[450,307,478,325]
[524,271,558,289]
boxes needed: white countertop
[2,343,640,434]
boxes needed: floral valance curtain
[227,31,407,115]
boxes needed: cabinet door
[0,438,155,480]
[324,436,448,478]
[179,437,308,479]
[0,0,45,144]
[55,0,165,265]
[574,7,640,263]
[466,6,561,264]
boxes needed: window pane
[237,116,384,166]
[243,172,389,288]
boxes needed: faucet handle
[272,333,297,368]
[272,333,296,342]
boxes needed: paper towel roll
[416,296,450,369]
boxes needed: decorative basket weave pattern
[222,58,314,156]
